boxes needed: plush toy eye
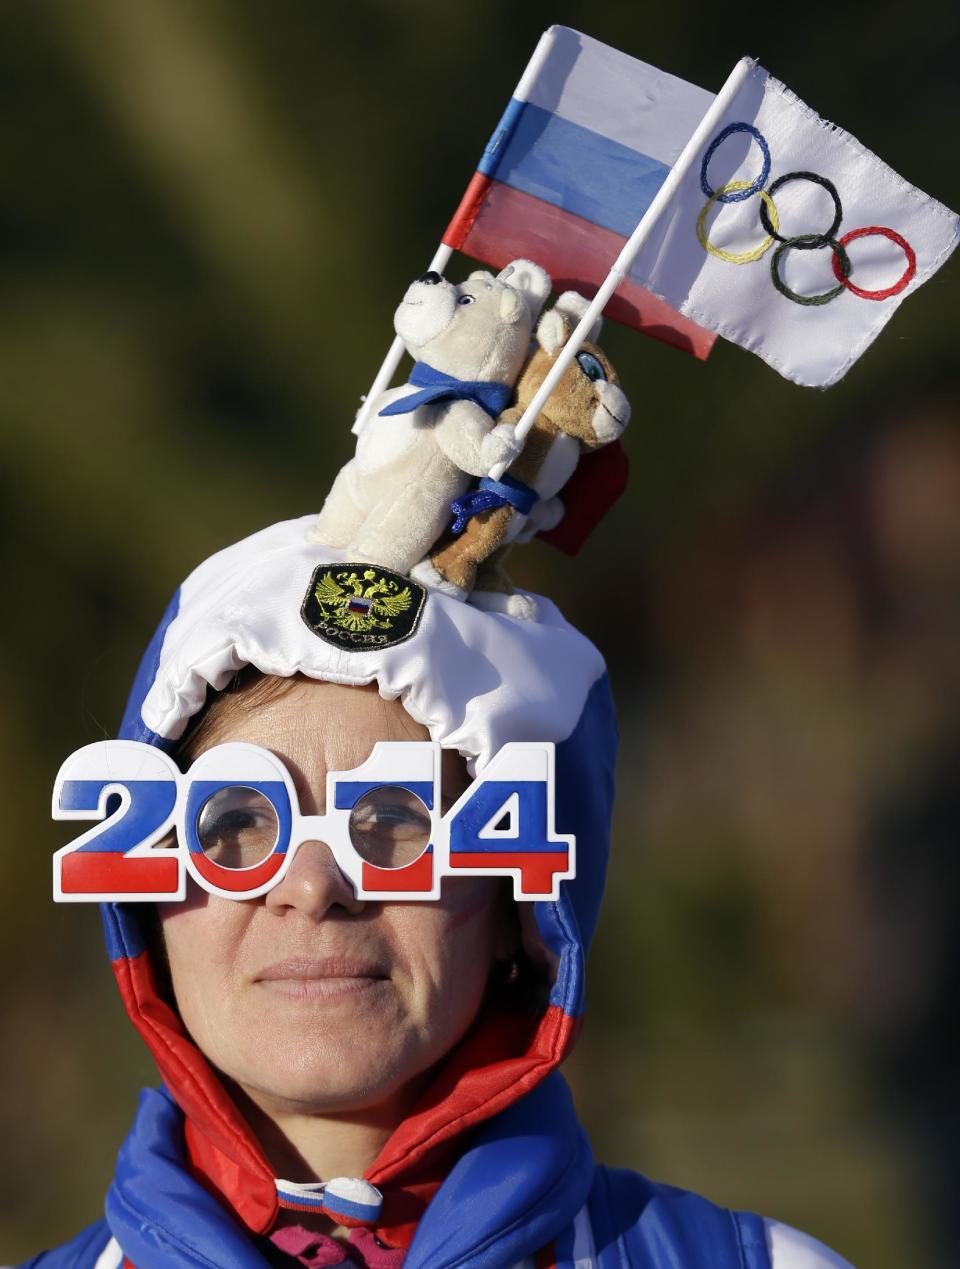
[458,294,476,305]
[576,352,606,382]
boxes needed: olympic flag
[625,59,960,387]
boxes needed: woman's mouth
[254,957,388,1002]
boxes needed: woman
[27,516,853,1268]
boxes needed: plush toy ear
[536,308,572,355]
[554,290,602,343]
[498,259,552,322]
[498,287,525,324]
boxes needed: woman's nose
[265,840,365,918]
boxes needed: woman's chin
[233,1060,416,1119]
[221,1023,426,1117]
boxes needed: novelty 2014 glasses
[52,740,574,903]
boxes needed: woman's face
[158,678,513,1120]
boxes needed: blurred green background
[2,2,958,1264]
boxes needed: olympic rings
[831,225,917,300]
[759,171,842,246]
[696,121,916,305]
[771,235,852,306]
[700,123,771,203]
[697,180,781,264]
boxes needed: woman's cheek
[426,895,499,1005]
[441,883,500,936]
[160,898,248,1004]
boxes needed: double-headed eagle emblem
[313,568,414,633]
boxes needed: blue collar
[378,361,513,419]
[105,1076,593,1268]
[407,1073,594,1266]
[107,1087,272,1268]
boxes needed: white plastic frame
[52,738,575,903]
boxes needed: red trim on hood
[369,1004,578,1182]
[113,948,580,1246]
[369,1004,579,1246]
[112,952,278,1231]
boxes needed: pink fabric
[268,1224,405,1268]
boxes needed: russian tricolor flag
[442,26,716,360]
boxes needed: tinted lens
[348,786,431,869]
[196,786,279,869]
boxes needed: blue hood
[100,518,618,1247]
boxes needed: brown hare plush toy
[425,292,631,620]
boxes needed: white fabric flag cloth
[631,59,959,387]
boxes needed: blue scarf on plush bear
[377,361,513,418]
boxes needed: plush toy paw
[515,494,564,544]
[409,558,468,601]
[479,421,522,471]
[468,590,540,621]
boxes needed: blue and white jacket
[21,518,854,1269]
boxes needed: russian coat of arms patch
[301,564,426,651]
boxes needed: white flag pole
[487,55,755,481]
[351,30,560,437]
[351,242,455,435]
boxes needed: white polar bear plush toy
[308,260,551,575]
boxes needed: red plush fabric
[537,441,630,556]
